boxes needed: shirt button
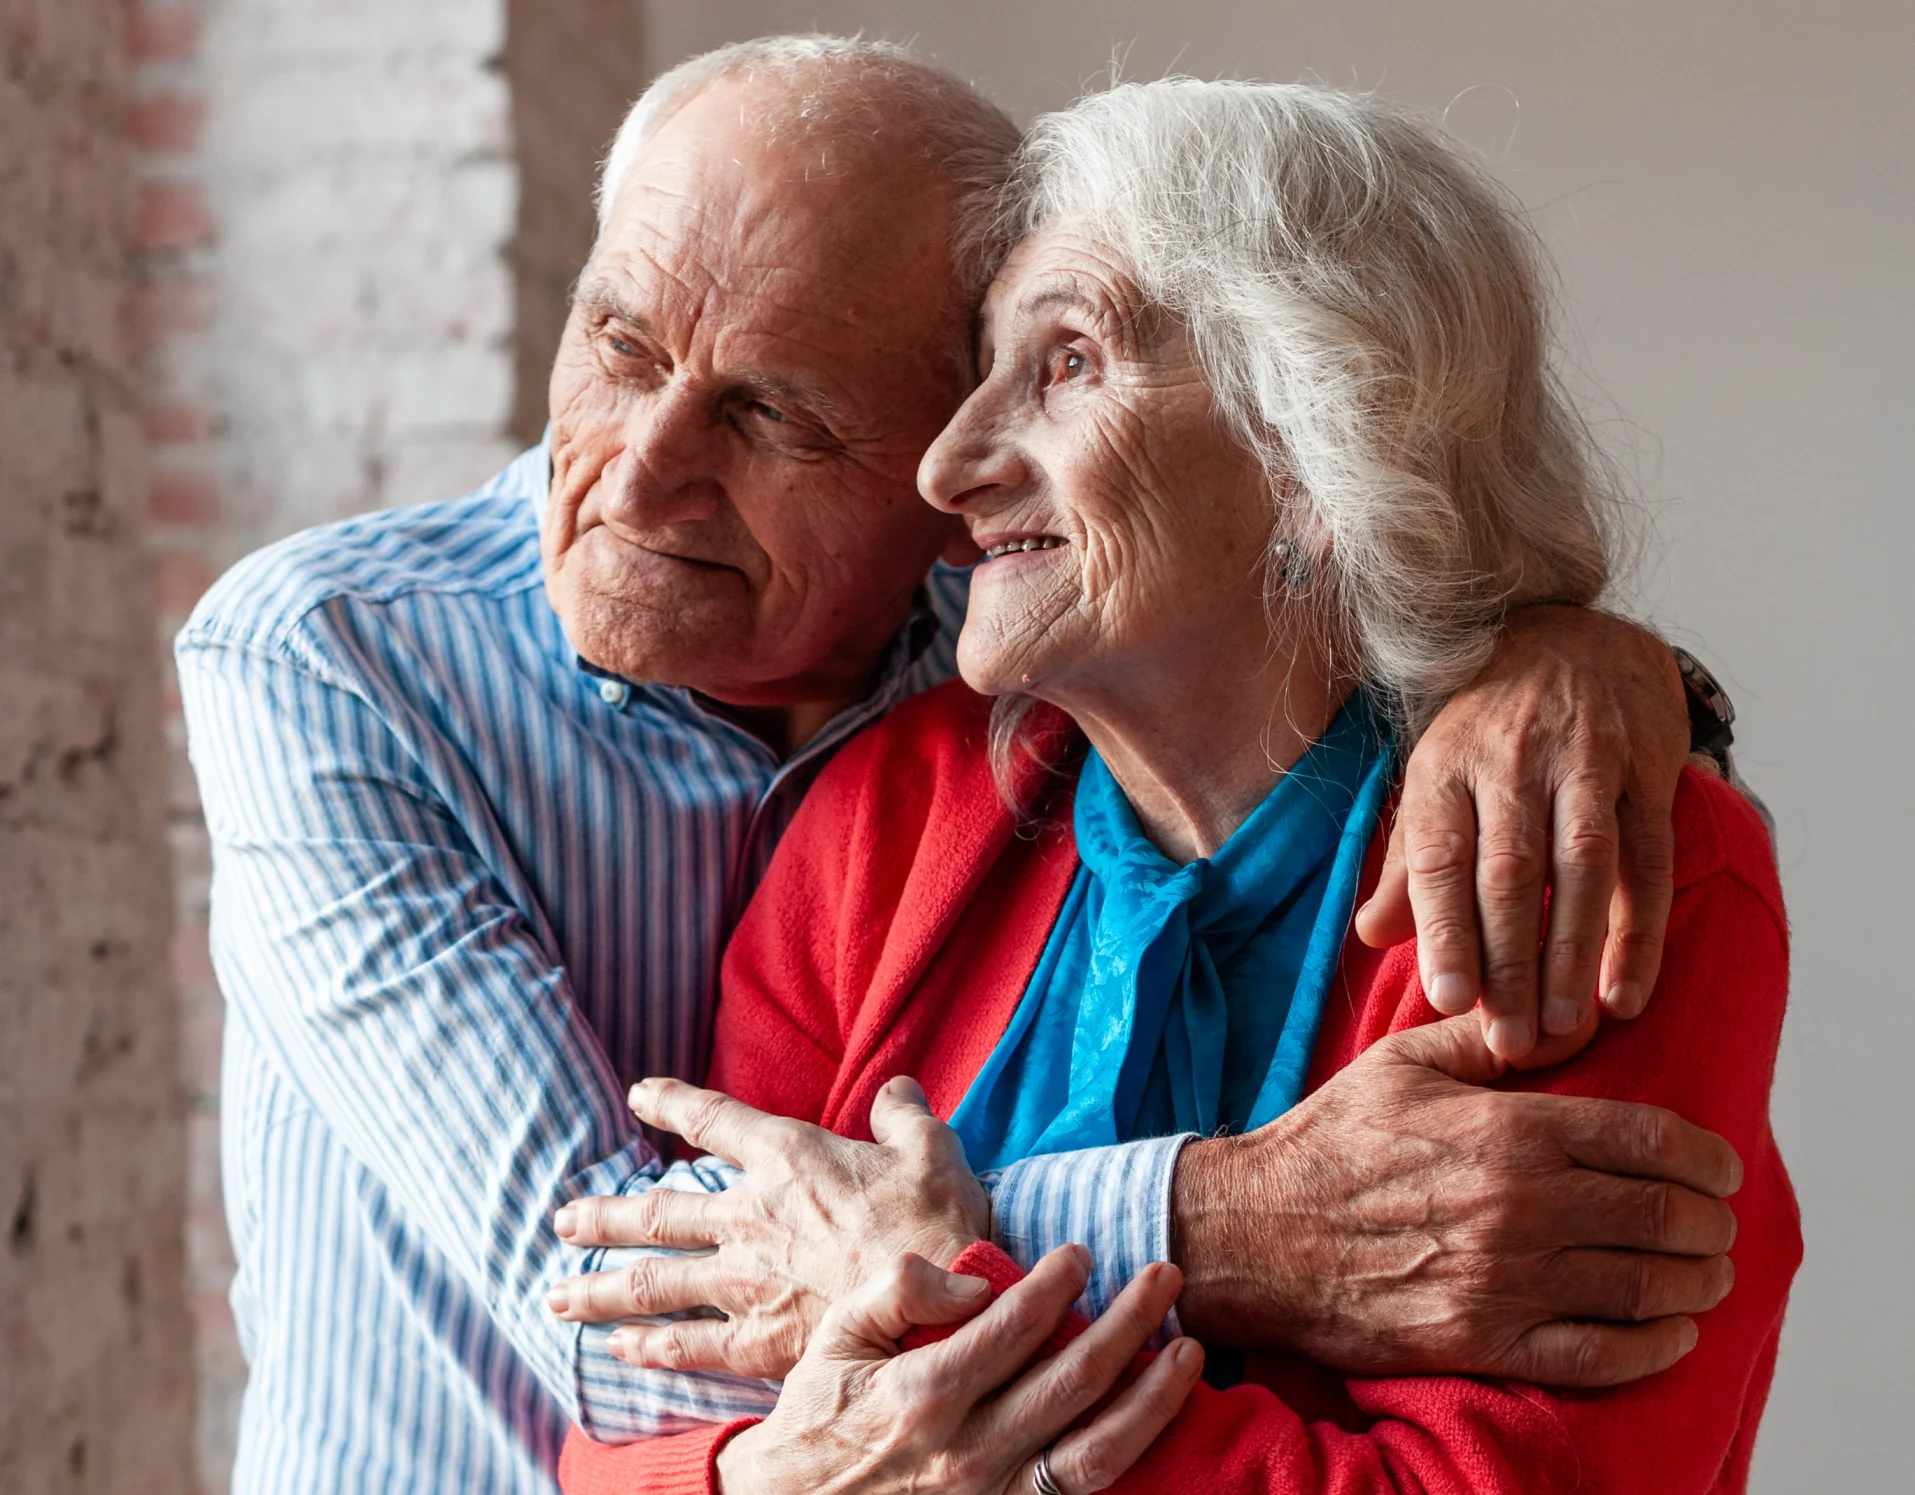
[598,679,630,709]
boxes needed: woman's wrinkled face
[919,226,1276,705]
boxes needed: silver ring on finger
[1032,1448,1065,1495]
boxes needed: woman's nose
[918,390,1027,515]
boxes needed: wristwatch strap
[1672,646,1735,776]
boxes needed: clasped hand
[551,1016,1740,1392]
[550,1074,987,1378]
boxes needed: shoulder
[806,680,1080,829]
[1669,764,1786,941]
[1318,764,1789,1081]
[177,460,545,663]
[829,676,997,781]
[787,682,1004,875]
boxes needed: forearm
[1163,1131,1299,1347]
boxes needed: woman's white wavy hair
[594,34,1021,309]
[994,79,1616,772]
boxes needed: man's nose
[918,395,1027,515]
[602,383,724,528]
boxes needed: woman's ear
[939,515,984,567]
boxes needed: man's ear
[939,516,983,568]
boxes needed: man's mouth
[979,535,1067,561]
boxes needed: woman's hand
[717,1246,1204,1495]
[549,1076,987,1378]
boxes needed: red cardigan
[563,680,1799,1494]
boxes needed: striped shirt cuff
[984,1132,1193,1338]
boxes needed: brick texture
[0,0,195,1492]
[129,0,576,1485]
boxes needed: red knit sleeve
[895,795,1797,1495]
[557,1420,758,1495]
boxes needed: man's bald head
[595,35,1022,304]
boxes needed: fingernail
[1604,981,1646,1018]
[947,1272,989,1297]
[1427,972,1474,1014]
[608,1327,637,1360]
[1715,1257,1736,1300]
[555,1204,578,1239]
[1676,1318,1699,1356]
[1541,996,1583,1035]
[1486,1015,1532,1058]
[1069,1243,1092,1273]
[1172,1338,1203,1371]
[547,1282,571,1315]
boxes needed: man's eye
[749,401,788,424]
[1049,347,1090,384]
[606,334,639,357]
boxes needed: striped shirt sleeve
[179,626,779,1438]
[987,1134,1193,1333]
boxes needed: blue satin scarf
[950,691,1394,1171]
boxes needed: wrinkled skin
[551,1078,986,1379]
[1356,605,1691,1052]
[555,1017,1739,1391]
[919,227,1341,863]
[538,77,1713,1495]
[540,75,974,739]
[1170,1014,1740,1380]
[716,1248,1205,1495]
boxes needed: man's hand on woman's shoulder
[1356,605,1691,1060]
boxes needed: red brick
[127,5,201,63]
[150,467,222,527]
[133,277,215,350]
[129,93,206,155]
[145,398,212,444]
[137,182,215,252]
[156,551,217,617]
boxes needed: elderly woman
[561,80,1796,1494]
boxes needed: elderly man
[180,36,1746,1495]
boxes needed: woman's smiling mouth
[979,535,1067,562]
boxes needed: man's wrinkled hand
[1355,605,1690,1060]
[546,1075,986,1378]
[1171,1015,1742,1386]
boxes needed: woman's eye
[1049,347,1090,385]
[606,334,638,357]
[749,401,789,424]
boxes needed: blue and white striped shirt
[179,441,1186,1494]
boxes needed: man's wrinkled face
[543,79,976,706]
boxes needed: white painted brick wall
[134,3,521,1487]
[159,0,518,554]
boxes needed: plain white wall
[651,3,1914,1487]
